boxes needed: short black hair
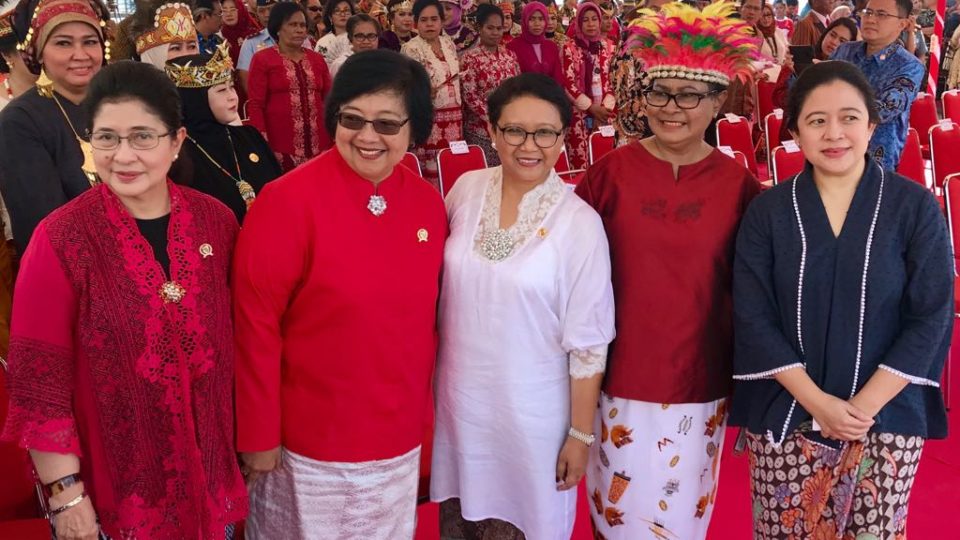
[322,0,355,31]
[195,0,222,20]
[268,1,308,41]
[814,17,858,59]
[890,0,913,17]
[346,13,381,38]
[785,60,880,133]
[475,3,503,27]
[413,0,444,21]
[325,49,434,145]
[487,73,572,129]
[84,60,182,132]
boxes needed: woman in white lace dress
[430,72,615,540]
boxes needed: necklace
[49,93,98,187]
[187,131,257,209]
[367,183,387,216]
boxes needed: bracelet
[46,473,82,497]
[49,491,86,516]
[568,426,596,447]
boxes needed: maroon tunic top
[575,143,760,403]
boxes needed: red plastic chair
[557,168,587,186]
[910,92,939,159]
[716,116,758,174]
[896,127,926,188]
[943,89,960,125]
[588,130,615,165]
[763,110,786,172]
[770,146,805,185]
[731,150,750,169]
[930,121,960,190]
[756,80,777,127]
[555,145,571,174]
[940,173,960,409]
[437,144,487,197]
[400,152,422,176]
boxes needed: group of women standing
[0,2,952,540]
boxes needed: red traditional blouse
[233,148,448,462]
[575,144,760,403]
[247,47,332,170]
[1,183,247,539]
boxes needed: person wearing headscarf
[167,45,282,224]
[575,4,761,538]
[440,0,476,51]
[756,2,789,81]
[135,2,201,69]
[560,2,614,169]
[221,0,263,66]
[506,1,563,87]
[0,0,109,251]
[380,0,416,50]
[460,4,519,165]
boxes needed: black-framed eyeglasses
[337,112,409,135]
[642,89,719,110]
[496,125,563,148]
[89,130,175,150]
[860,8,907,20]
[352,32,379,41]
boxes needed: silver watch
[568,426,596,447]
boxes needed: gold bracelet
[49,492,86,517]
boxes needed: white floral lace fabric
[569,346,608,379]
[473,167,566,262]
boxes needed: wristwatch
[568,426,596,447]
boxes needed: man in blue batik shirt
[831,0,924,170]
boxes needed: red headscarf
[221,0,262,65]
[520,1,548,45]
[573,2,602,94]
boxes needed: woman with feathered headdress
[574,3,761,538]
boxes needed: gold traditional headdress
[388,0,412,13]
[165,41,233,88]
[135,2,197,55]
[0,0,16,40]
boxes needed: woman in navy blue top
[730,61,952,539]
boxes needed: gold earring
[35,68,54,98]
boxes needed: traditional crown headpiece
[388,0,412,13]
[165,41,233,88]
[498,1,514,15]
[625,1,760,87]
[135,2,197,55]
[18,0,105,53]
[0,0,17,40]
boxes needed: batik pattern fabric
[586,394,728,540]
[830,41,925,170]
[439,498,526,540]
[747,431,924,540]
[459,46,521,167]
[608,48,649,144]
[402,35,462,189]
[246,447,420,540]
[561,37,615,169]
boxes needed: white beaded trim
[877,364,941,387]
[734,363,804,381]
[766,169,884,447]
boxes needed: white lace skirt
[246,446,421,540]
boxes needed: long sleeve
[561,43,591,111]
[0,223,80,455]
[732,198,806,380]
[873,60,925,125]
[459,55,485,120]
[877,192,954,386]
[246,50,269,136]
[0,106,72,250]
[789,16,817,46]
[232,182,309,452]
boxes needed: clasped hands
[809,392,878,441]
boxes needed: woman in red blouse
[247,1,332,171]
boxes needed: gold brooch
[537,227,548,238]
[249,153,260,163]
[199,243,213,258]
[160,281,186,303]
[417,228,429,242]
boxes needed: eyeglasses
[352,32,379,41]
[642,89,719,110]
[496,125,563,148]
[89,130,175,150]
[860,8,906,20]
[337,112,409,135]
